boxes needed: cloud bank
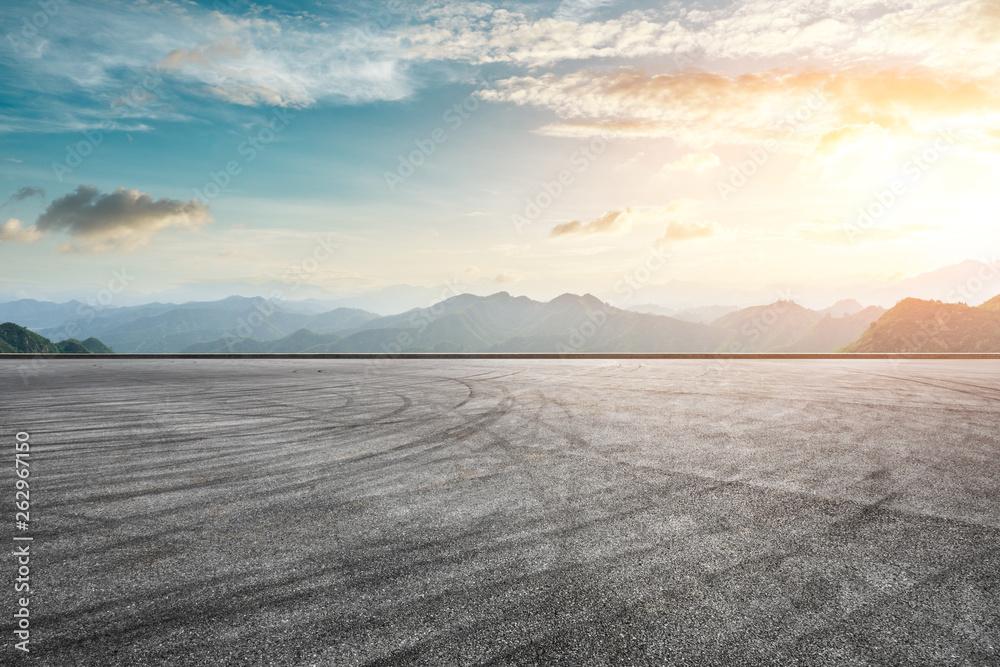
[36,185,212,253]
[482,67,1000,152]
[156,18,413,108]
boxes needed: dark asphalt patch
[2,359,998,665]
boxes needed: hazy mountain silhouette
[712,301,820,352]
[177,293,883,354]
[816,299,865,318]
[0,299,90,329]
[707,301,883,352]
[773,306,886,352]
[183,328,344,353]
[31,296,377,353]
[628,304,739,324]
[0,291,907,354]
[125,282,454,315]
[856,260,1000,306]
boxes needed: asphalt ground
[2,358,999,666]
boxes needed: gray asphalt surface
[2,358,1000,666]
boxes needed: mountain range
[3,296,378,353]
[10,289,1000,354]
[178,292,885,354]
[8,260,997,315]
[1,292,884,354]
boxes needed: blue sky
[2,0,1000,308]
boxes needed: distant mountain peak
[818,298,865,318]
[979,294,1000,311]
[550,292,586,305]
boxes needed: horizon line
[4,353,1000,360]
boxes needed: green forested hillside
[0,322,61,353]
[81,337,115,353]
[0,323,114,354]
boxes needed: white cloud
[1,1,416,124]
[8,0,999,124]
[481,67,1000,152]
[0,219,43,244]
[402,0,1000,72]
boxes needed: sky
[2,0,1000,309]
